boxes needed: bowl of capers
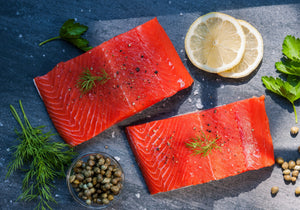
[67,152,124,209]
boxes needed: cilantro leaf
[262,76,300,123]
[39,19,92,52]
[282,35,300,61]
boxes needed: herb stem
[39,36,61,46]
[293,102,298,123]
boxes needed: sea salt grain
[196,99,203,110]
[114,156,120,161]
[18,34,23,38]
[135,193,140,198]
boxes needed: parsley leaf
[276,59,300,76]
[262,76,300,123]
[39,19,92,52]
[282,35,300,61]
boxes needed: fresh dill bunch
[76,68,110,94]
[186,131,221,157]
[6,100,77,210]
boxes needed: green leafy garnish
[282,35,300,61]
[262,35,300,123]
[185,131,221,157]
[262,76,300,123]
[39,19,92,52]
[6,100,77,210]
[76,68,110,94]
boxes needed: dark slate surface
[1,0,300,209]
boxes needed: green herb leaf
[39,19,92,52]
[282,35,300,61]
[262,76,300,123]
[6,100,77,210]
[76,68,110,94]
[276,59,300,76]
[185,131,221,157]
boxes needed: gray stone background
[1,0,300,209]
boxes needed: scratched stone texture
[0,0,300,209]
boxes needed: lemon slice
[218,20,264,78]
[185,12,246,73]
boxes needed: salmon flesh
[34,18,194,146]
[125,96,275,194]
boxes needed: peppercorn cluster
[68,153,123,206]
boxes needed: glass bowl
[66,152,124,209]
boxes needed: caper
[111,186,120,194]
[87,182,93,188]
[105,158,111,165]
[101,164,108,170]
[84,189,91,197]
[111,178,120,185]
[84,170,92,177]
[90,187,96,194]
[292,170,299,177]
[69,175,76,183]
[275,157,284,165]
[102,198,110,205]
[108,194,114,201]
[96,198,102,204]
[86,166,92,170]
[108,165,115,171]
[283,169,291,175]
[284,174,292,181]
[295,165,300,171]
[88,159,95,167]
[75,187,81,192]
[114,169,122,177]
[296,158,300,165]
[89,155,95,161]
[96,153,103,159]
[271,186,279,195]
[82,195,88,200]
[73,179,80,185]
[83,184,88,190]
[291,126,299,135]
[78,192,83,198]
[105,170,112,178]
[104,183,111,190]
[93,177,97,185]
[73,167,82,173]
[102,178,111,184]
[100,170,106,175]
[75,160,83,168]
[101,193,108,198]
[94,167,101,174]
[98,158,105,165]
[92,193,98,199]
[86,199,92,205]
[76,173,84,181]
[296,186,300,195]
[292,177,297,182]
[86,177,92,183]
[282,162,289,170]
[289,160,296,170]
[97,174,103,182]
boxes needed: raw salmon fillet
[34,18,193,146]
[125,96,274,194]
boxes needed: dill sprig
[6,100,77,210]
[76,68,110,94]
[186,131,221,157]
